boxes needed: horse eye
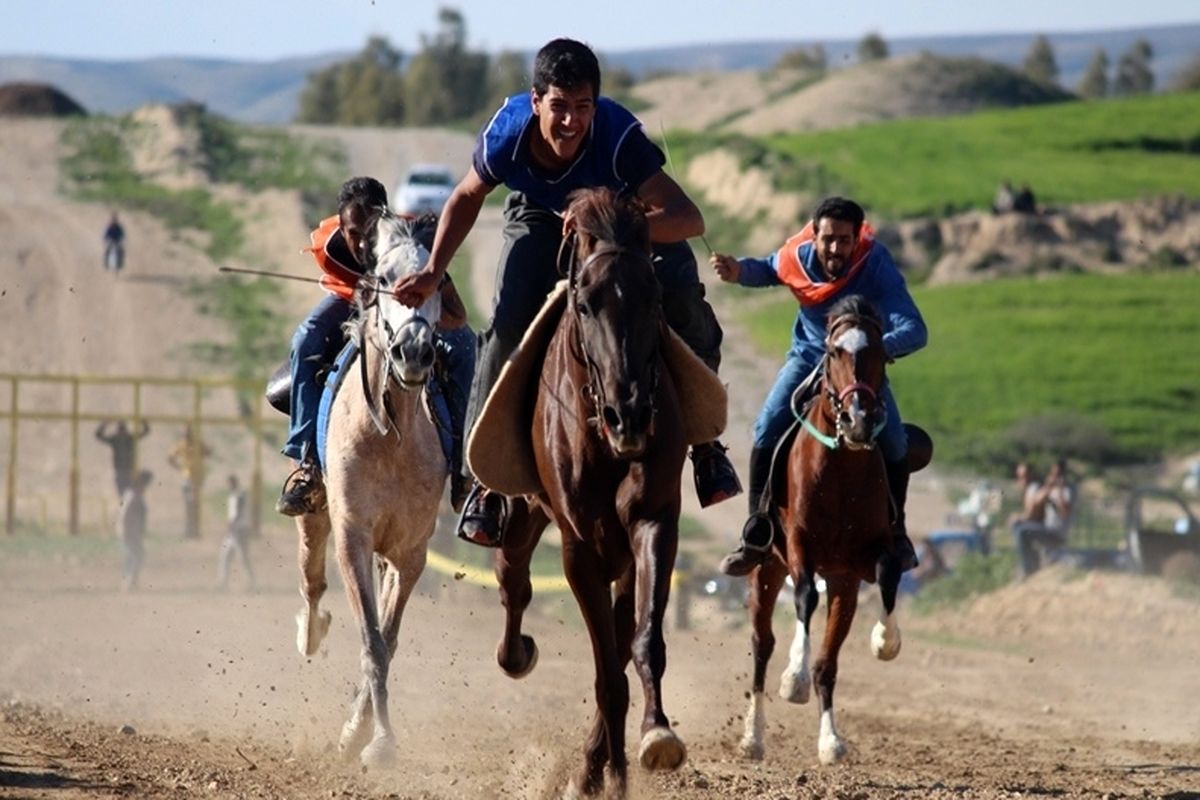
[576,302,590,317]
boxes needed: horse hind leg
[870,546,903,661]
[496,499,548,679]
[295,512,333,656]
[740,557,787,761]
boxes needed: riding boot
[718,446,776,577]
[884,456,919,572]
[690,440,743,508]
[276,452,326,517]
[457,482,507,548]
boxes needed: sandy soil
[2,531,1199,799]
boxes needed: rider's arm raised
[635,171,705,244]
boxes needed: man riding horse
[710,196,927,576]
[276,176,476,516]
[392,37,741,545]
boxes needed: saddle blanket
[315,340,453,471]
[467,281,728,496]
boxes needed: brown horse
[292,210,447,768]
[487,188,693,797]
[739,295,918,765]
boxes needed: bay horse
[292,210,446,768]
[738,295,916,765]
[491,188,691,797]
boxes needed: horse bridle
[563,237,661,436]
[355,277,434,435]
[802,313,887,451]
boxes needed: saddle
[467,281,728,497]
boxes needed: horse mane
[827,294,882,326]
[566,188,650,252]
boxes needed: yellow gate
[0,372,277,536]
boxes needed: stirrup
[456,483,507,548]
[691,441,743,508]
[276,460,326,516]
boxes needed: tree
[1022,35,1059,85]
[1113,38,1154,96]
[1169,54,1200,92]
[485,50,529,112]
[403,7,489,125]
[775,44,827,73]
[1077,48,1109,99]
[857,32,889,63]
[296,36,406,125]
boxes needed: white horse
[293,210,446,768]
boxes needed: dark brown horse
[491,188,691,797]
[739,295,921,765]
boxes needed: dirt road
[2,530,1198,799]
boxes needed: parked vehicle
[1126,486,1199,575]
[394,164,456,216]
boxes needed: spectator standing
[104,211,125,273]
[167,425,211,539]
[992,180,1016,214]
[217,474,256,591]
[117,469,152,591]
[95,419,150,497]
[1011,459,1075,579]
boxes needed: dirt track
[2,530,1199,799]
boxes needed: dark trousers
[463,192,724,478]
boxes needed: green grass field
[667,91,1200,219]
[734,272,1200,467]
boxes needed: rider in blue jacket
[391,38,741,546]
[710,197,928,576]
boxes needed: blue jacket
[737,237,927,367]
[472,93,664,213]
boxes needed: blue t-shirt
[472,93,665,213]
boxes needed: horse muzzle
[600,402,653,459]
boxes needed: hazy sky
[3,0,1198,61]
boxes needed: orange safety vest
[775,221,876,307]
[304,216,362,301]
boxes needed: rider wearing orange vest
[277,177,476,516]
[709,197,928,577]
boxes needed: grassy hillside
[669,91,1200,219]
[734,272,1200,468]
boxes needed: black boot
[276,453,326,517]
[456,481,507,548]
[718,446,776,577]
[691,440,743,508]
[884,456,919,572]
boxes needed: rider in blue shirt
[710,197,927,576]
[392,38,741,546]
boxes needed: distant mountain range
[1,23,1196,124]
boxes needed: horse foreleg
[780,564,819,705]
[871,545,903,661]
[814,576,857,765]
[295,512,333,657]
[336,536,397,768]
[496,498,548,678]
[740,557,787,761]
[627,518,686,772]
[564,543,628,797]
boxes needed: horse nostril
[602,406,622,432]
[637,404,653,431]
[419,346,434,368]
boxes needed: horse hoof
[338,718,372,761]
[296,608,331,657]
[779,670,811,704]
[360,735,397,769]
[818,735,847,765]
[738,736,764,761]
[638,726,686,771]
[870,621,901,661]
[497,635,539,679]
